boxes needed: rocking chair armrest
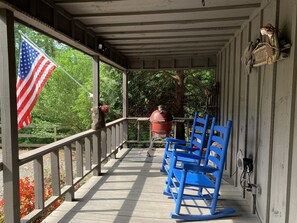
[183,163,218,174]
[173,150,203,160]
[165,138,188,145]
[173,144,199,152]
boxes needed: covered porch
[43,147,258,223]
[1,0,297,223]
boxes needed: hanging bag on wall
[252,24,280,67]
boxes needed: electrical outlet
[243,158,253,172]
[257,185,262,195]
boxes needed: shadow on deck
[43,148,259,223]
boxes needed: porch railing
[0,116,193,222]
[0,125,74,148]
[0,117,127,222]
[126,117,194,144]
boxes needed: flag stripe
[16,37,57,130]
[17,62,54,123]
[17,56,46,105]
[17,59,51,112]
[18,64,55,124]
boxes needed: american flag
[17,37,57,130]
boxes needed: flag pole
[19,31,94,98]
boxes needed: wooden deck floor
[43,148,260,223]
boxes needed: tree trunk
[174,70,185,140]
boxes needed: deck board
[43,148,260,223]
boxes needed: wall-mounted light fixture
[98,43,106,52]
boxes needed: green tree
[32,48,93,132]
[14,23,123,136]
[128,69,215,140]
[99,63,123,122]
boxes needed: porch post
[122,71,128,147]
[92,56,101,176]
[0,9,20,222]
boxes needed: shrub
[0,176,63,222]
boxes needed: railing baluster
[85,137,91,170]
[112,125,116,152]
[76,140,83,178]
[116,123,120,148]
[186,120,190,141]
[34,157,44,209]
[64,145,74,201]
[120,122,123,146]
[173,122,177,138]
[107,127,111,155]
[123,120,128,148]
[51,150,61,196]
[111,125,116,158]
[149,120,151,142]
[137,120,140,142]
[93,131,101,176]
[101,128,107,159]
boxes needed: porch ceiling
[54,0,261,70]
[2,0,262,70]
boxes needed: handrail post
[0,9,20,222]
[92,55,101,176]
[122,71,128,147]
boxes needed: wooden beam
[0,9,20,222]
[127,55,216,70]
[72,4,261,18]
[95,26,240,35]
[104,33,233,41]
[124,49,220,56]
[111,39,228,47]
[56,0,124,3]
[118,44,224,52]
[87,17,248,28]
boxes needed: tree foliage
[9,23,215,144]
[128,69,215,118]
[14,23,123,136]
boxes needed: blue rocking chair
[163,118,235,221]
[160,112,209,174]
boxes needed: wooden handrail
[0,117,128,222]
[18,129,96,165]
[0,116,193,222]
[126,117,194,143]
